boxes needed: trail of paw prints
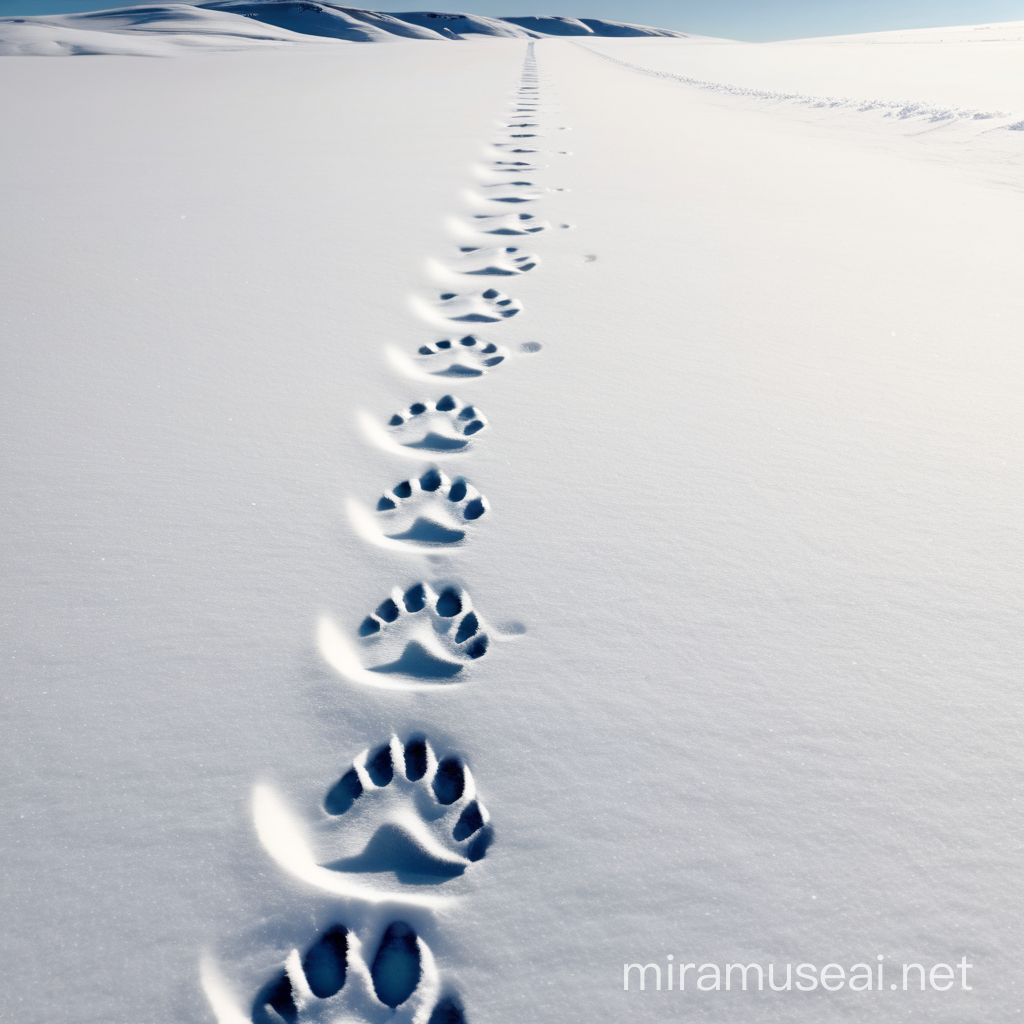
[243,920,466,1024]
[358,395,486,458]
[347,468,488,552]
[318,582,506,690]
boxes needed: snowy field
[1,15,1022,1024]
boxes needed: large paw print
[357,582,488,678]
[252,920,466,1024]
[317,582,504,690]
[321,735,494,880]
[386,396,487,453]
[374,468,487,546]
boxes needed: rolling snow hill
[0,4,687,55]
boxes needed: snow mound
[0,3,327,55]
[0,3,687,55]
[198,2,448,41]
[492,15,686,38]
[383,11,531,39]
[794,19,1024,44]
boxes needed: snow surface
[1,20,1023,1024]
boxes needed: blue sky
[381,1,1024,40]
[4,0,1024,40]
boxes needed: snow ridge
[577,42,1024,133]
[0,5,685,56]
[206,42,564,1024]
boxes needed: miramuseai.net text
[623,956,974,993]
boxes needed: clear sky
[3,0,1024,41]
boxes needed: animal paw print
[416,335,507,378]
[387,396,486,453]
[433,288,521,323]
[358,582,488,678]
[322,735,494,879]
[375,468,487,546]
[478,184,544,204]
[468,212,550,235]
[493,145,539,156]
[489,159,541,173]
[446,245,537,276]
[254,919,466,1024]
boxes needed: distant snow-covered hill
[0,3,688,55]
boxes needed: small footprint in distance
[441,245,537,277]
[374,468,488,546]
[489,160,540,173]
[357,582,489,677]
[358,396,487,460]
[415,334,507,377]
[431,287,521,323]
[478,179,544,199]
[465,212,550,236]
[321,735,494,880]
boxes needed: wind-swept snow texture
[1,21,1023,1024]
[0,4,686,55]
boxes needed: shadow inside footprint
[369,641,464,679]
[253,974,298,1024]
[386,517,466,545]
[303,926,348,998]
[428,997,467,1024]
[433,364,483,378]
[372,923,422,1008]
[322,823,467,883]
[402,432,470,452]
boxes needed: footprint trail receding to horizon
[208,41,566,1024]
